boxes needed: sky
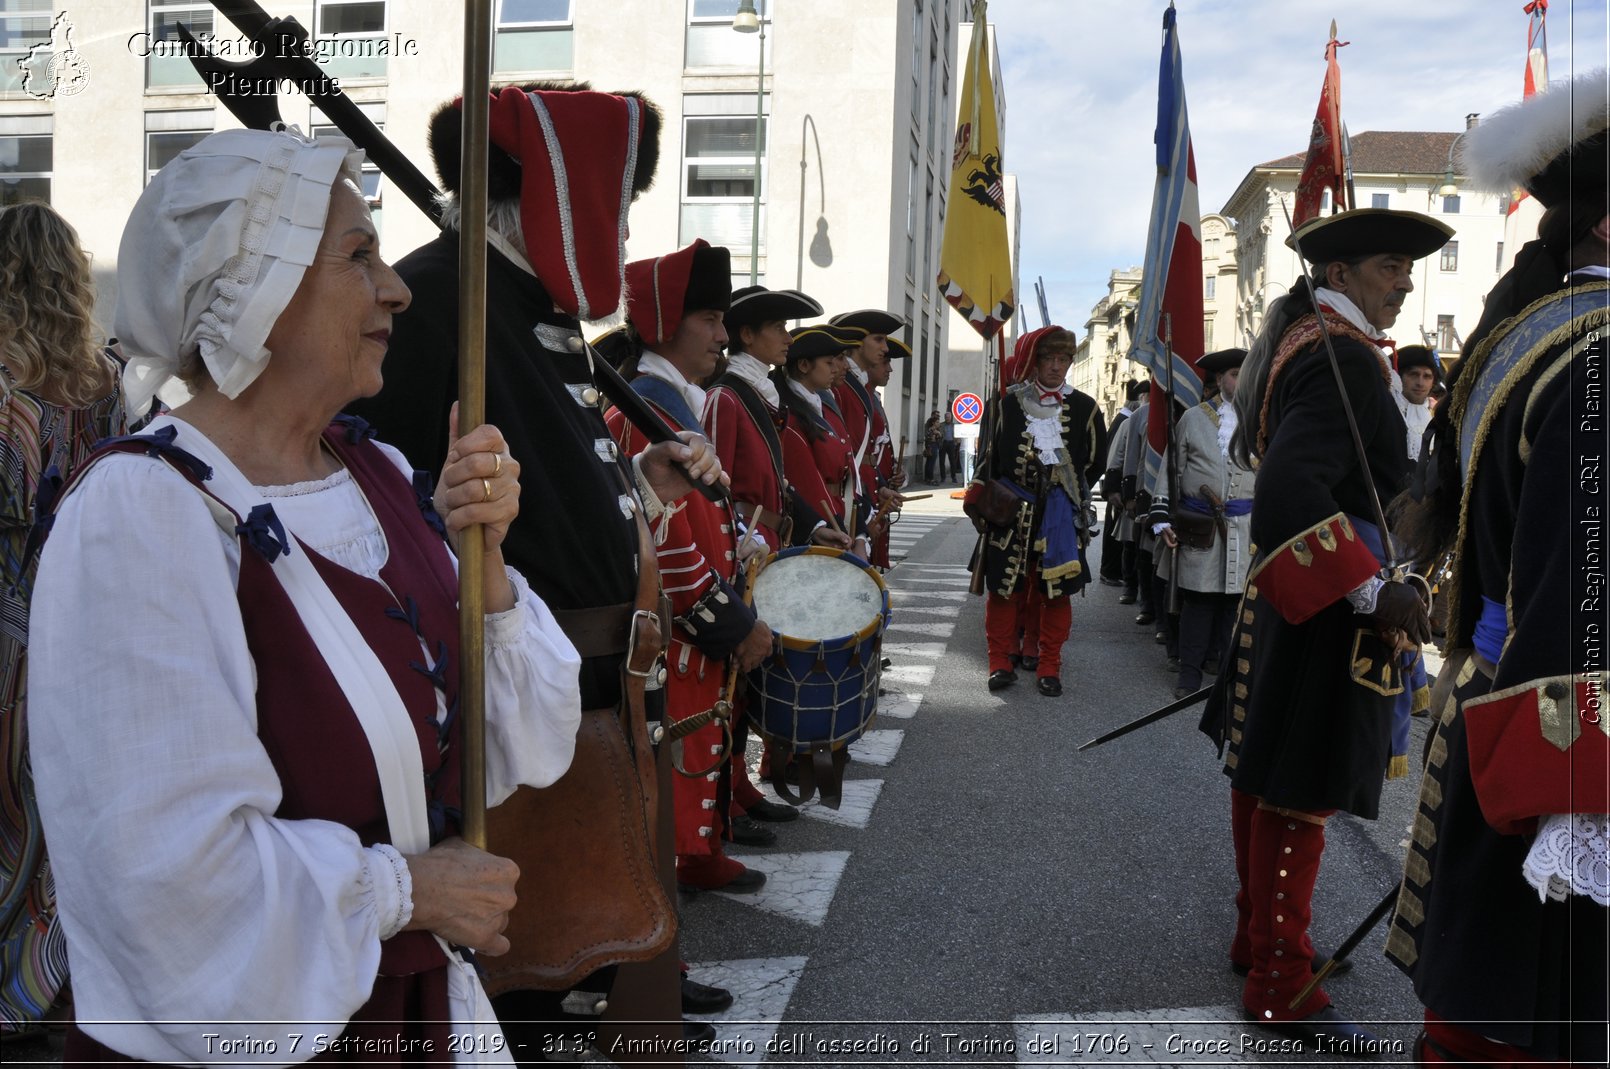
[984,0,1609,334]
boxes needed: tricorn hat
[788,324,864,360]
[625,240,732,346]
[830,308,907,338]
[725,286,824,333]
[1461,67,1609,210]
[886,336,912,360]
[1197,348,1247,375]
[1285,208,1453,263]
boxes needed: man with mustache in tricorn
[1201,203,1452,1049]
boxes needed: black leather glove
[1369,581,1432,646]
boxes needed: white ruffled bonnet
[115,127,364,416]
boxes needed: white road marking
[848,728,904,766]
[759,778,884,829]
[882,663,936,687]
[683,955,808,1065]
[714,850,850,927]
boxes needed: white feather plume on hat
[1459,67,1608,196]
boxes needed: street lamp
[733,0,765,284]
[1436,120,1476,198]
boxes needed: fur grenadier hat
[1461,67,1608,209]
[1396,344,1441,379]
[1002,326,1077,392]
[624,240,732,347]
[427,84,663,321]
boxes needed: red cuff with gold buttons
[1463,672,1609,836]
[1247,513,1380,625]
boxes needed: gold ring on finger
[481,477,493,502]
[491,453,503,479]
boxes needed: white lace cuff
[631,454,665,524]
[1522,813,1610,906]
[367,842,415,940]
[1346,576,1384,614]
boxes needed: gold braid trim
[1257,314,1388,454]
[1443,286,1610,644]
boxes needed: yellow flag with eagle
[938,0,1013,340]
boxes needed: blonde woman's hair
[0,202,111,407]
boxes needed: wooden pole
[457,0,493,849]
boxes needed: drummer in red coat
[602,239,775,894]
[706,287,840,551]
[777,325,869,559]
[705,288,852,815]
[830,309,909,569]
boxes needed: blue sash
[630,375,704,436]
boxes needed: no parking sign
[952,393,983,424]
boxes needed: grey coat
[1152,400,1256,594]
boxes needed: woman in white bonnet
[28,127,583,1064]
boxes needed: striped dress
[0,360,124,1029]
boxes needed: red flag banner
[1293,25,1348,226]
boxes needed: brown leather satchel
[479,514,677,996]
[1170,507,1217,550]
[967,478,1026,529]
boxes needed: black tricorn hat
[1285,208,1452,263]
[830,308,907,338]
[428,81,662,200]
[726,286,824,332]
[886,336,912,360]
[1396,345,1441,377]
[788,324,863,360]
[1197,348,1247,375]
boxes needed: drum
[747,546,890,766]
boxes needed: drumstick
[899,492,932,502]
[818,499,848,538]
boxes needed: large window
[1371,192,1389,209]
[1495,241,1505,272]
[905,150,918,280]
[315,0,387,81]
[680,96,767,265]
[1,0,51,96]
[686,0,771,70]
[144,1,211,90]
[1441,194,1461,214]
[0,119,50,204]
[1204,275,1216,300]
[1440,240,1459,273]
[494,0,573,75]
[146,110,214,185]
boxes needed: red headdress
[624,240,732,346]
[1000,325,1076,395]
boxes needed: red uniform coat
[606,382,754,856]
[832,376,895,567]
[781,404,850,532]
[706,383,790,549]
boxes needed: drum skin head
[751,549,884,643]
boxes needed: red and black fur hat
[427,83,663,320]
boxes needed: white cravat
[725,351,779,408]
[1216,397,1239,458]
[850,364,869,386]
[787,377,824,416]
[638,350,707,419]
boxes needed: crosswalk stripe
[884,621,956,637]
[682,956,808,1065]
[882,663,935,687]
[713,850,850,927]
[887,605,961,618]
[882,641,946,658]
[877,692,923,718]
[849,728,904,766]
[759,778,883,829]
[892,590,969,601]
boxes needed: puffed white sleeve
[373,441,582,805]
[29,457,391,1064]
